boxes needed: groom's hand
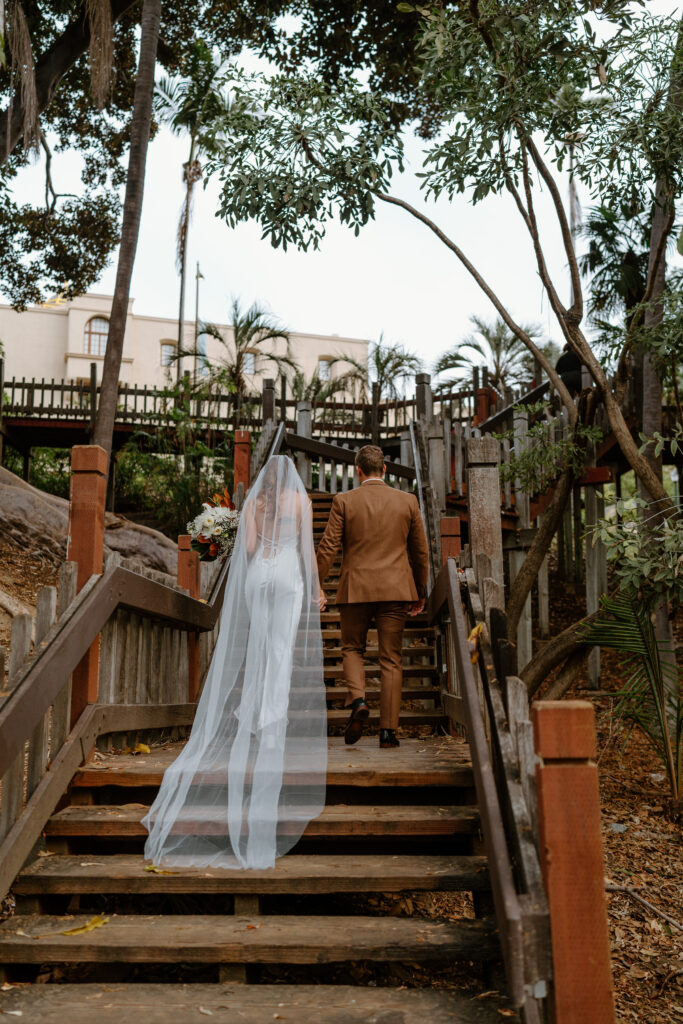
[319,588,328,612]
[408,598,425,617]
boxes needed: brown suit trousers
[339,601,408,729]
[316,480,429,731]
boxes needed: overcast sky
[8,2,683,377]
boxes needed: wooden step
[46,803,480,839]
[320,612,431,625]
[321,644,435,658]
[0,983,515,1024]
[321,628,435,640]
[73,738,473,790]
[324,665,438,680]
[324,685,441,702]
[0,913,499,965]
[16,853,490,895]
[326,708,446,727]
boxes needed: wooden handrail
[0,560,230,779]
[477,381,551,434]
[426,560,526,1004]
[282,432,416,480]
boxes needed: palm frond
[582,591,681,800]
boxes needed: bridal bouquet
[187,487,240,561]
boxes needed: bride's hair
[255,455,296,517]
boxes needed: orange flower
[197,533,210,544]
[209,543,219,556]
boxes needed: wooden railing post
[67,444,107,725]
[415,373,433,421]
[370,381,380,444]
[233,429,251,499]
[533,701,616,1024]
[296,401,312,488]
[440,516,461,564]
[178,535,201,701]
[466,437,505,597]
[89,361,97,439]
[476,387,490,423]
[262,377,275,424]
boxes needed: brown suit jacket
[316,480,429,604]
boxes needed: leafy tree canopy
[0,1,288,309]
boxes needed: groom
[316,444,429,749]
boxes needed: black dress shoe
[344,698,369,745]
[379,729,400,749]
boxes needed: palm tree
[192,297,295,405]
[433,315,542,395]
[93,0,161,459]
[155,40,228,381]
[344,334,423,400]
[579,205,650,330]
[288,363,353,404]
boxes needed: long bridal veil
[142,455,328,870]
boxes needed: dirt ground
[0,535,59,652]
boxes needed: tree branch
[0,0,138,165]
[524,134,583,325]
[374,188,578,420]
[521,609,601,697]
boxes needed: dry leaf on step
[60,914,109,935]
[145,865,176,875]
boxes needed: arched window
[160,342,176,367]
[243,351,256,375]
[83,317,109,356]
[318,358,332,381]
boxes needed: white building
[0,293,368,391]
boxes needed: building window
[160,342,176,367]
[243,351,256,375]
[318,358,332,381]
[83,317,109,356]
[197,334,208,376]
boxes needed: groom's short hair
[355,445,385,476]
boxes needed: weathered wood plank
[73,735,472,789]
[0,913,499,964]
[51,562,78,756]
[26,588,57,799]
[45,803,480,838]
[0,984,514,1024]
[0,613,33,842]
[16,852,490,895]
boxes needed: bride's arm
[243,506,258,555]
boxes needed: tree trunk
[521,609,601,698]
[176,172,192,384]
[92,0,161,460]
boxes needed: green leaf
[678,226,683,257]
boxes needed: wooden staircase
[0,492,515,1022]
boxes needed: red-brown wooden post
[178,535,201,701]
[533,700,616,1024]
[67,444,107,726]
[476,387,491,423]
[234,429,251,498]
[440,516,461,564]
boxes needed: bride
[142,455,328,870]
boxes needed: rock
[0,466,177,578]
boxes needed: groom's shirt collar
[360,478,385,485]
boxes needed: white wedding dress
[142,456,327,870]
